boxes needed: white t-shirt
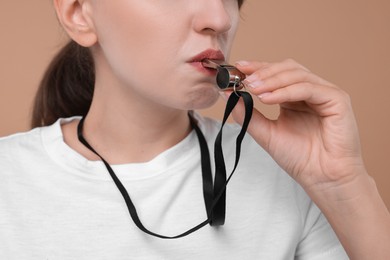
[0,114,348,259]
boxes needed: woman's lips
[189,61,218,76]
[189,49,225,62]
[188,49,225,76]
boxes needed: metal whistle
[202,59,246,91]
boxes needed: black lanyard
[77,91,253,239]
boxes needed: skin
[229,60,390,259]
[54,0,390,258]
[57,0,239,163]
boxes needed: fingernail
[258,92,272,99]
[246,80,264,89]
[235,60,250,66]
[244,74,263,88]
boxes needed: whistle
[202,59,246,91]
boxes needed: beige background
[1,1,389,209]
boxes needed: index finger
[234,60,269,74]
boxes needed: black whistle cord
[77,91,253,239]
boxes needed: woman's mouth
[190,61,218,76]
[188,49,225,76]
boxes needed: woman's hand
[230,59,366,193]
[228,59,390,259]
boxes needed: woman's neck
[62,91,192,165]
[62,49,194,164]
[86,107,191,164]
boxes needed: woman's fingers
[235,59,343,113]
[259,83,346,113]
[248,68,333,95]
[235,60,269,72]
[238,60,331,92]
[228,59,356,166]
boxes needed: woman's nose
[192,0,233,35]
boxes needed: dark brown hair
[31,41,95,128]
[31,0,245,128]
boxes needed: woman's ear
[53,0,97,47]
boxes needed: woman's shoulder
[0,127,46,162]
[0,127,42,148]
[0,118,67,164]
[0,117,79,151]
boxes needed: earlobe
[53,0,97,47]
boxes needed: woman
[0,0,389,259]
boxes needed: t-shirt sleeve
[295,202,349,260]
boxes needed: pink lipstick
[188,49,225,76]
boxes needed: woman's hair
[31,41,95,128]
[31,0,245,128]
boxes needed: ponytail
[31,41,95,128]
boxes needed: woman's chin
[184,88,220,110]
